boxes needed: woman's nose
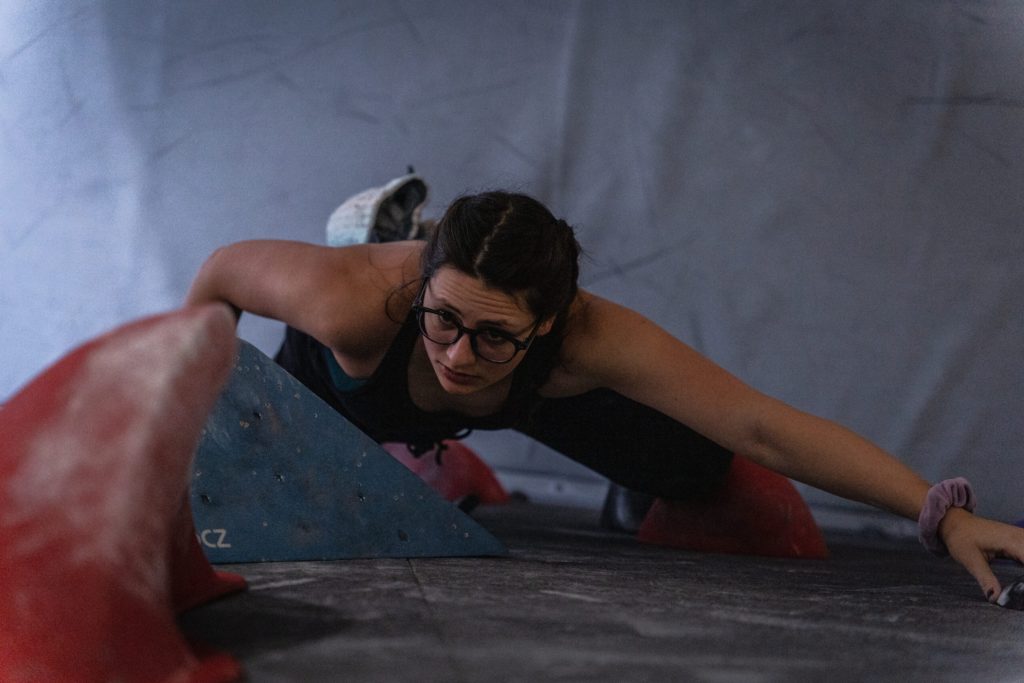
[446,334,476,365]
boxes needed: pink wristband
[918,477,976,556]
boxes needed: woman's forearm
[749,399,930,521]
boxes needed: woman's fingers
[950,543,1002,602]
[946,517,1024,603]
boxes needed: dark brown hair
[420,191,582,338]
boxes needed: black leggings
[517,389,733,501]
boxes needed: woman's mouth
[439,364,476,386]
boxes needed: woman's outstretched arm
[565,291,1024,601]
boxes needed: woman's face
[419,266,553,395]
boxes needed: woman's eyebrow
[428,296,465,318]
[429,296,520,330]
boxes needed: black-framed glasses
[412,281,541,364]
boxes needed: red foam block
[0,305,247,683]
[637,455,829,559]
[382,440,510,506]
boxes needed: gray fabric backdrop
[2,1,1021,528]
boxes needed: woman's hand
[940,507,1024,602]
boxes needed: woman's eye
[481,329,510,344]
[436,310,458,327]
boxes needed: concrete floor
[180,503,1024,682]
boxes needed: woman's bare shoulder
[317,241,425,358]
[255,240,425,377]
[539,290,638,397]
[559,290,647,355]
[347,240,426,283]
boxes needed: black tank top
[273,311,560,455]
